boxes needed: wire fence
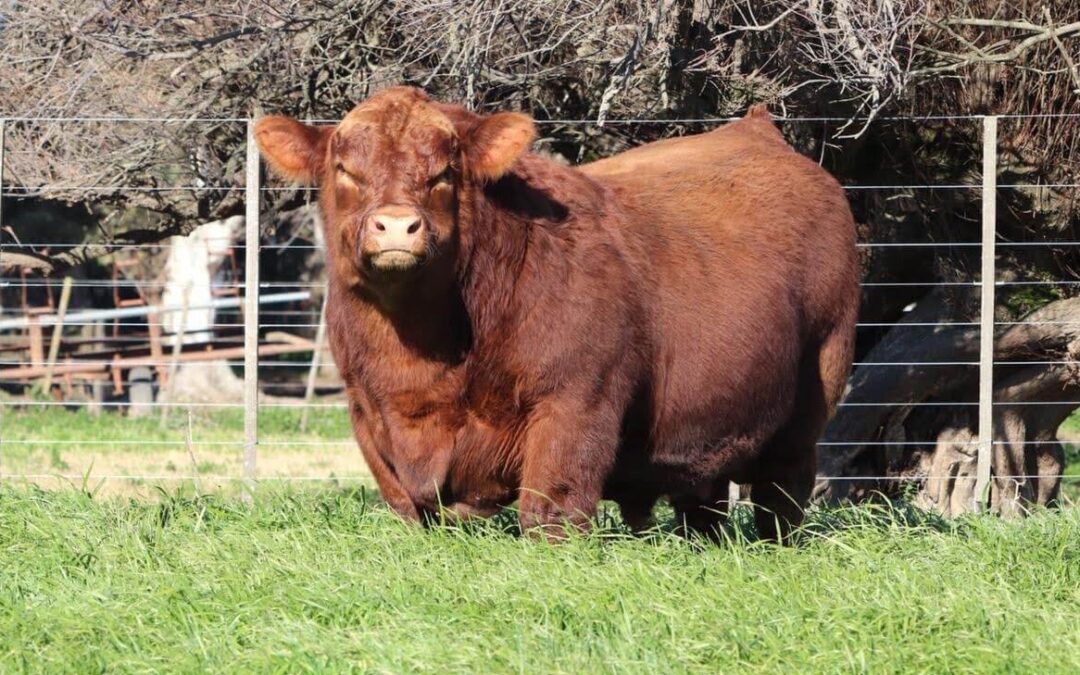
[0,112,1077,511]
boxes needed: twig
[1043,7,1080,94]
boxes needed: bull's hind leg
[748,445,816,542]
[613,492,658,533]
[749,330,846,542]
[750,323,853,542]
[671,476,736,539]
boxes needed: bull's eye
[429,166,453,190]
[335,162,363,185]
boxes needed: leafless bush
[0,0,1077,256]
[798,0,926,136]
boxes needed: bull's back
[584,112,856,342]
[583,112,858,455]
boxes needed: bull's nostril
[375,221,386,232]
[407,221,421,235]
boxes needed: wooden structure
[0,291,313,401]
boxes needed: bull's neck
[329,268,471,365]
[459,188,533,341]
[459,158,588,342]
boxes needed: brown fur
[255,87,859,539]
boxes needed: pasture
[1,485,1079,672]
[0,405,363,496]
[1,407,1079,672]
[3,4,1079,670]
[4,405,1078,500]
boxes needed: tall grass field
[1,405,1077,500]
[1,486,1079,673]
[1,406,1079,671]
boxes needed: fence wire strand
[0,111,1077,500]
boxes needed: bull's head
[254,87,535,294]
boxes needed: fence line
[0,473,1076,485]
[5,318,1067,330]
[0,437,1073,448]
[3,111,1080,123]
[5,358,1080,371]
[0,396,1070,410]
[12,317,1080,329]
[15,278,1079,287]
[3,182,1079,196]
[11,278,1080,290]
[4,398,1076,410]
[20,278,1080,289]
[8,239,1080,251]
[0,113,1077,507]
[243,121,260,496]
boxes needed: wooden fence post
[243,120,261,497]
[41,276,74,392]
[974,115,998,512]
[159,283,192,427]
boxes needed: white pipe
[0,291,310,331]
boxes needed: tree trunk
[815,294,1080,516]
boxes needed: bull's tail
[818,300,858,419]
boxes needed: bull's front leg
[349,405,420,522]
[517,399,621,538]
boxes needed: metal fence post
[243,120,261,497]
[974,115,998,512]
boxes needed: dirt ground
[2,443,372,497]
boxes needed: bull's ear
[254,116,332,184]
[465,112,536,181]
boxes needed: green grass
[2,408,1077,670]
[1061,409,1080,438]
[1060,410,1080,502]
[1,487,1078,673]
[0,405,352,458]
[0,406,363,494]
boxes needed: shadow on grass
[418,492,968,549]
[5,481,975,549]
